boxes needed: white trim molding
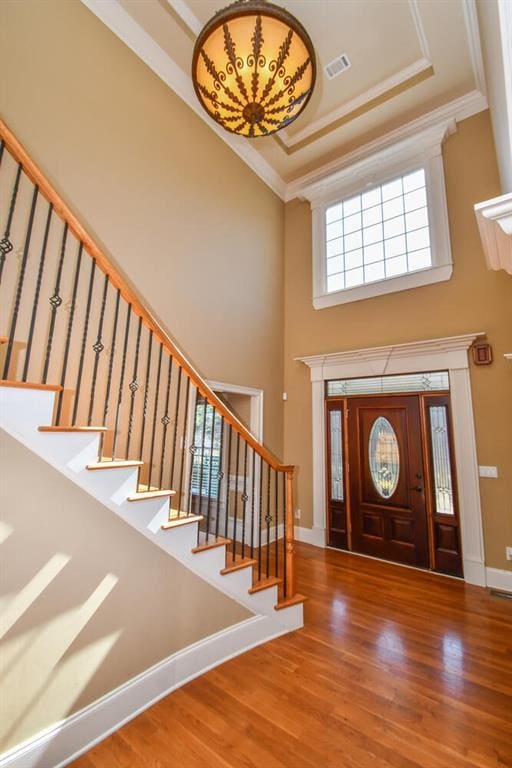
[0,615,292,768]
[486,567,512,593]
[474,193,512,275]
[305,121,455,309]
[296,333,488,587]
[207,379,264,443]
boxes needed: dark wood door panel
[348,395,429,568]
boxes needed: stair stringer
[0,385,303,635]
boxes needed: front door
[347,396,429,568]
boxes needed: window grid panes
[191,397,222,498]
[329,409,344,501]
[429,406,455,515]
[325,168,431,293]
[326,371,449,397]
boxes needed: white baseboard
[463,557,487,587]
[294,525,326,548]
[486,567,512,593]
[0,615,290,768]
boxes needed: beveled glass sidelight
[192,0,316,137]
[429,405,455,515]
[329,409,344,501]
[369,417,400,498]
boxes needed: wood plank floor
[70,544,512,768]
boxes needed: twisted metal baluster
[147,342,163,491]
[0,162,22,284]
[274,467,279,578]
[257,455,263,581]
[125,316,142,458]
[169,366,182,492]
[55,243,83,424]
[2,184,39,379]
[22,203,53,381]
[138,328,153,469]
[197,397,208,518]
[223,425,233,540]
[206,406,216,542]
[177,375,191,517]
[232,432,240,562]
[241,441,248,560]
[99,288,121,460]
[71,258,96,425]
[215,417,225,539]
[111,303,132,460]
[42,223,68,383]
[87,273,109,425]
[250,448,256,559]
[266,463,272,578]
[158,355,173,490]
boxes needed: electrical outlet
[295,508,301,520]
[506,547,512,562]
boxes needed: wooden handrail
[0,119,293,472]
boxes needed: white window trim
[296,333,488,587]
[301,121,456,308]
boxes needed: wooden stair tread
[0,380,63,391]
[248,576,282,594]
[86,459,143,470]
[191,537,231,554]
[161,514,203,530]
[220,555,257,575]
[128,489,175,502]
[274,594,307,611]
[39,425,108,433]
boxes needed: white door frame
[207,380,264,442]
[297,333,488,587]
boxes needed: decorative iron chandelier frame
[191,0,316,138]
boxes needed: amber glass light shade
[192,0,316,138]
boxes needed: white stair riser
[0,387,55,435]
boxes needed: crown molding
[167,0,202,36]
[285,89,487,202]
[463,0,488,96]
[80,0,287,200]
[474,193,512,275]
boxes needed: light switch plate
[479,465,498,478]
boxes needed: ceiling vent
[324,53,351,80]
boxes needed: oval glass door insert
[369,417,400,498]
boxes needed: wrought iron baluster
[147,342,163,491]
[55,243,83,424]
[87,272,109,425]
[177,375,191,517]
[42,223,68,383]
[138,328,153,470]
[274,467,279,578]
[232,432,240,562]
[169,365,182,491]
[250,448,256,558]
[224,425,233,540]
[125,316,142,458]
[197,396,208,518]
[266,463,271,578]
[158,355,173,490]
[257,455,263,581]
[2,183,38,379]
[111,302,132,460]
[0,139,5,165]
[71,258,96,425]
[0,162,22,284]
[206,406,216,542]
[215,417,225,539]
[241,441,248,560]
[99,287,121,460]
[22,203,53,381]
[282,471,287,596]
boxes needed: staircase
[0,120,304,640]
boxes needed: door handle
[410,485,423,492]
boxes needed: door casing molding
[297,333,487,587]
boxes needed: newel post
[285,468,296,599]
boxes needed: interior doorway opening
[325,371,462,577]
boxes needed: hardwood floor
[70,544,512,768]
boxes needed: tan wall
[0,430,249,752]
[284,111,512,572]
[0,0,284,457]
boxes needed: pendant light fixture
[192,0,316,138]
